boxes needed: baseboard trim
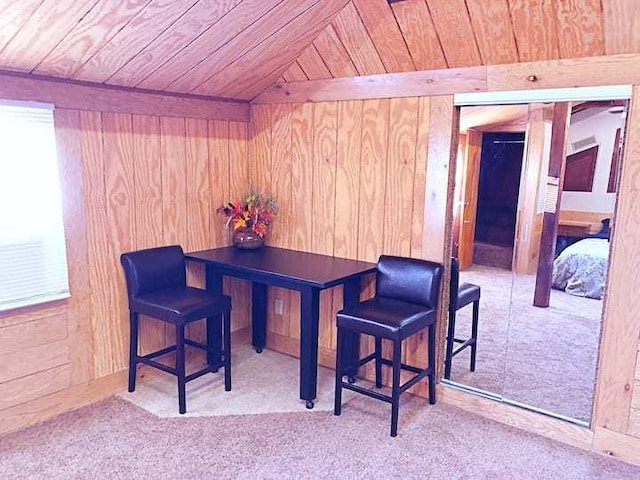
[0,370,126,436]
[439,385,640,466]
[7,327,639,469]
[438,384,594,450]
[1,327,252,437]
[593,427,640,466]
[266,331,336,369]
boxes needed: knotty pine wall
[0,108,250,434]
[247,97,454,390]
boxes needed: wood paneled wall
[594,85,640,458]
[247,97,455,390]
[3,49,640,468]
[75,110,251,377]
[0,107,250,434]
[251,79,640,465]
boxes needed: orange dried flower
[217,189,278,238]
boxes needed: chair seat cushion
[337,297,436,341]
[131,287,231,325]
[457,282,481,308]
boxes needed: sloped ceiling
[0,0,349,101]
[1,0,639,103]
[282,0,640,82]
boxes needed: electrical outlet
[274,298,284,315]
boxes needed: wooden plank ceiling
[282,0,640,83]
[0,0,638,102]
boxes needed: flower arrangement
[217,189,278,238]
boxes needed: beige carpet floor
[118,344,356,417]
[3,394,640,479]
[4,343,640,478]
[448,265,602,423]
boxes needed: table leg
[342,277,362,381]
[205,266,223,367]
[300,286,320,409]
[252,282,268,353]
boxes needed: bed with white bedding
[551,238,609,300]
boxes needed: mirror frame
[442,85,633,426]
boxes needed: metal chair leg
[428,323,436,404]
[223,311,232,392]
[128,311,139,393]
[444,308,457,379]
[470,300,479,372]
[176,324,186,414]
[334,328,344,416]
[206,314,222,371]
[390,339,402,437]
[375,337,383,388]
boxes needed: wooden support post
[533,103,571,307]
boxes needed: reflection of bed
[552,238,609,299]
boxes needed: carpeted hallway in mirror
[2,344,640,479]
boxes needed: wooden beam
[254,53,640,105]
[0,71,249,122]
[253,66,487,103]
[486,53,640,92]
[421,95,458,264]
[458,130,482,269]
[513,105,549,275]
[533,103,570,307]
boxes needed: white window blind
[0,102,69,311]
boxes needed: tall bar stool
[334,255,444,437]
[444,257,481,380]
[120,245,232,414]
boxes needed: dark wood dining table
[186,245,377,409]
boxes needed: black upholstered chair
[120,245,232,414]
[444,257,480,380]
[334,255,444,437]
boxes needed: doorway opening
[474,132,525,270]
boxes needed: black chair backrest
[120,245,186,298]
[376,255,443,309]
[449,257,460,310]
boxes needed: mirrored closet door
[445,89,629,425]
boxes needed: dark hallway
[474,132,525,269]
